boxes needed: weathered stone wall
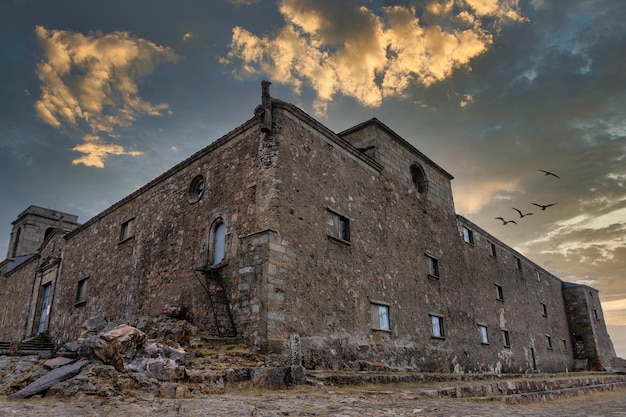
[262,103,574,373]
[0,231,69,342]
[0,257,38,341]
[456,217,574,373]
[339,120,455,212]
[563,284,617,370]
[0,91,612,375]
[45,118,269,346]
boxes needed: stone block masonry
[0,83,619,376]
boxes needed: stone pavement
[1,381,626,417]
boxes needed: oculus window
[188,174,205,203]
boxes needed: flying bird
[531,202,559,211]
[512,208,533,218]
[495,217,517,225]
[539,170,560,179]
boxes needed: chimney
[259,80,272,133]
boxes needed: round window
[188,175,205,203]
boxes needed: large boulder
[91,324,146,371]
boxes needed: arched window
[410,163,429,195]
[212,221,226,265]
[44,227,55,241]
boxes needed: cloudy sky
[1,0,625,357]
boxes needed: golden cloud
[460,93,475,107]
[221,0,525,114]
[72,141,143,169]
[465,0,527,21]
[34,26,178,167]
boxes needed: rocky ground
[0,313,280,399]
[2,381,626,416]
[2,312,626,416]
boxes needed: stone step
[187,338,267,372]
[474,380,626,404]
[0,334,55,356]
[432,374,626,400]
[307,370,626,403]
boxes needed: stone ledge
[477,381,626,404]
[306,370,626,404]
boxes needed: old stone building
[0,83,618,374]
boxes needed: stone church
[0,82,618,374]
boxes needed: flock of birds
[495,170,560,226]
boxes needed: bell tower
[6,206,80,259]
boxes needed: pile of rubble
[1,307,301,399]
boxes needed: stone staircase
[181,336,289,392]
[0,333,55,357]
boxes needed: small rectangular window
[594,309,599,319]
[541,303,548,317]
[338,216,350,241]
[502,330,511,347]
[430,315,445,338]
[479,325,489,344]
[371,303,390,331]
[489,242,497,257]
[327,208,350,243]
[562,339,567,351]
[75,277,88,306]
[546,335,553,350]
[426,254,439,278]
[119,218,135,242]
[515,257,522,270]
[495,284,504,301]
[462,226,474,245]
